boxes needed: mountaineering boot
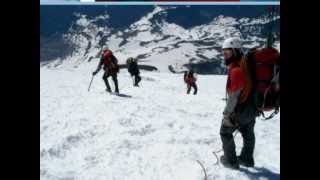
[115,87,119,94]
[220,155,239,170]
[238,156,254,167]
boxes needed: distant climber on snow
[126,57,142,87]
[184,69,198,95]
[92,48,120,94]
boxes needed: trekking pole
[88,75,95,92]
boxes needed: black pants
[134,74,141,86]
[187,82,197,95]
[102,71,119,93]
[220,119,255,164]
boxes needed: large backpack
[246,47,280,120]
[102,50,119,73]
[184,71,196,84]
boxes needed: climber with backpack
[219,36,280,170]
[219,37,258,170]
[184,69,198,95]
[92,48,120,93]
[126,57,141,87]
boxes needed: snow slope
[40,64,280,180]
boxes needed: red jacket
[223,60,255,126]
[95,51,119,74]
[185,76,196,85]
[227,63,246,94]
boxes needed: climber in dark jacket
[126,57,141,87]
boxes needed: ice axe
[88,75,95,92]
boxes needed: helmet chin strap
[225,57,234,66]
[225,48,243,65]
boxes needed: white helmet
[222,37,242,49]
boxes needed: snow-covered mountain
[40,5,280,74]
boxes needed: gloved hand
[92,71,98,76]
[222,115,237,128]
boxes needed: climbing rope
[212,130,240,166]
